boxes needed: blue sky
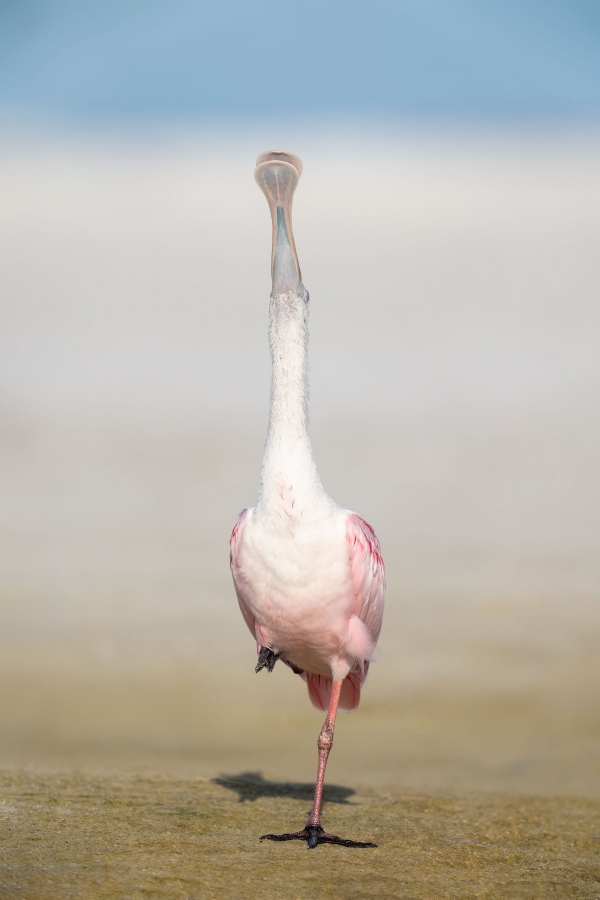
[0,0,599,122]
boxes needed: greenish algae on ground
[1,770,598,900]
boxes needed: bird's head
[254,151,307,301]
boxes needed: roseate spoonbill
[230,151,385,849]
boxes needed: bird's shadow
[212,771,356,806]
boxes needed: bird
[230,150,385,849]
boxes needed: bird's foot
[260,824,376,849]
[255,647,280,673]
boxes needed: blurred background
[0,1,599,797]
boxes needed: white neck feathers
[256,291,327,518]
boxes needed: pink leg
[260,678,376,849]
[306,678,342,827]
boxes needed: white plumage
[230,151,384,848]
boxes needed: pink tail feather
[302,664,370,712]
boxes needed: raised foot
[255,647,280,673]
[260,824,376,849]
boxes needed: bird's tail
[302,665,370,712]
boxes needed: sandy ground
[0,128,599,895]
[1,771,599,900]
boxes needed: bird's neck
[257,292,327,518]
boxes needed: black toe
[255,647,280,673]
[260,825,376,849]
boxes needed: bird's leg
[260,679,376,849]
[281,657,304,675]
[306,678,342,829]
[255,646,280,673]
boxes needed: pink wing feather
[304,512,385,712]
[346,512,385,646]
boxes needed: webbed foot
[260,824,376,849]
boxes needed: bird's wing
[346,512,385,645]
[229,508,256,637]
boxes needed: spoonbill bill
[230,151,385,849]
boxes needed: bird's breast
[235,510,355,668]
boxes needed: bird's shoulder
[229,507,253,560]
[344,511,384,568]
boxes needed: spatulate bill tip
[254,159,300,212]
[255,150,303,176]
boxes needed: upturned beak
[254,151,303,296]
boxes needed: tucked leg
[260,679,376,849]
[281,657,304,675]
